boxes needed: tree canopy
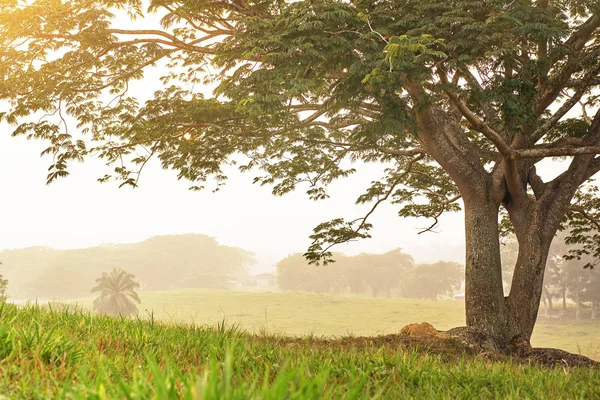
[2,0,600,347]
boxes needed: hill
[0,234,255,299]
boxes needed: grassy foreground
[71,289,600,360]
[0,303,599,399]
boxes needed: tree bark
[463,199,510,342]
[506,227,553,341]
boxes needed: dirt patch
[399,322,438,336]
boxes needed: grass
[0,302,599,399]
[69,289,600,360]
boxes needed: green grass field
[69,289,600,360]
[1,302,599,399]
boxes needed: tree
[92,268,141,317]
[581,268,600,319]
[277,252,351,293]
[2,0,600,349]
[560,253,600,320]
[347,249,413,296]
[276,249,412,295]
[399,261,464,299]
[0,270,7,303]
[276,253,327,292]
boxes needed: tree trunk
[463,200,510,342]
[542,296,549,316]
[576,292,582,321]
[544,286,553,310]
[507,228,553,342]
[562,286,567,310]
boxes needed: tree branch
[568,205,600,232]
[513,146,600,159]
[417,194,462,234]
[583,157,600,181]
[313,154,425,258]
[457,66,504,129]
[566,77,600,88]
[106,28,232,43]
[304,140,423,157]
[536,13,600,114]
[531,62,600,143]
[528,165,547,200]
[438,70,513,157]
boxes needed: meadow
[0,302,599,399]
[70,289,600,360]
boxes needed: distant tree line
[276,249,463,299]
[0,234,255,300]
[501,234,600,320]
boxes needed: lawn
[69,289,600,360]
[0,303,598,399]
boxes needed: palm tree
[92,268,141,317]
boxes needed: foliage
[563,184,600,266]
[92,268,141,317]
[0,303,599,398]
[399,261,464,299]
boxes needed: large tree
[2,0,600,349]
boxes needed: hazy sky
[0,10,582,274]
